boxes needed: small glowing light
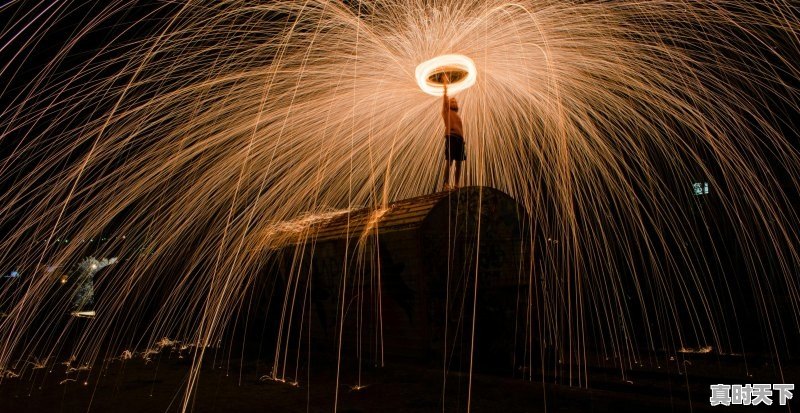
[692,182,710,196]
[70,310,96,319]
[678,345,713,354]
[415,54,477,96]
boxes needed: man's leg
[454,160,462,188]
[442,160,452,190]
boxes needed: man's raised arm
[441,77,449,117]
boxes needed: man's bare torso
[443,106,464,136]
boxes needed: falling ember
[0,368,19,379]
[678,346,714,354]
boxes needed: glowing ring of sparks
[415,54,477,96]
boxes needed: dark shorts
[444,133,466,161]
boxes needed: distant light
[693,182,710,196]
[415,54,477,96]
[70,310,96,319]
[7,271,20,278]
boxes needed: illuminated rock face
[267,187,532,367]
[72,257,117,313]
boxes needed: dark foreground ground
[0,353,796,412]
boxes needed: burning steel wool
[0,1,799,412]
[415,54,477,96]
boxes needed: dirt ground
[1,352,796,412]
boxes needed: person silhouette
[441,76,465,190]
